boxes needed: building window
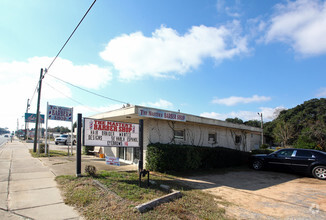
[174,130,185,140]
[235,135,241,144]
[208,133,216,143]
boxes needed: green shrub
[260,144,269,149]
[146,143,250,172]
[85,165,97,176]
[294,135,317,150]
[39,143,48,153]
[251,149,275,154]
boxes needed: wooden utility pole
[33,69,44,152]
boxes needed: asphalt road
[0,135,10,147]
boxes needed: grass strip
[29,149,69,157]
[56,171,229,220]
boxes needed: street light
[257,112,264,146]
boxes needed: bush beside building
[146,143,250,172]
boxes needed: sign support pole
[71,107,74,156]
[138,119,144,172]
[76,113,82,177]
[45,102,49,155]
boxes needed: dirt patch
[178,169,326,219]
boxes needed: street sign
[25,113,45,123]
[48,105,73,122]
[84,118,139,147]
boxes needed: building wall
[104,118,261,165]
[143,119,260,151]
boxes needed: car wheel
[312,166,326,180]
[73,140,76,145]
[252,160,263,170]
[55,142,58,145]
[64,140,67,145]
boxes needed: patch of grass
[29,149,69,157]
[56,171,230,220]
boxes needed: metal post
[258,112,264,146]
[76,113,82,177]
[45,102,49,155]
[33,68,43,152]
[138,119,144,172]
[71,107,74,156]
[25,99,30,140]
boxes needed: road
[0,135,10,147]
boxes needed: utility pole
[33,69,44,153]
[25,99,30,140]
[258,112,264,146]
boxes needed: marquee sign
[48,105,72,122]
[83,118,139,147]
[25,113,45,123]
[138,108,186,122]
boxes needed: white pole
[71,107,73,155]
[45,102,49,155]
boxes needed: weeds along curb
[135,190,182,213]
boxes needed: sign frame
[25,113,45,123]
[83,118,139,147]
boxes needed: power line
[44,82,103,113]
[44,0,97,77]
[29,0,97,108]
[47,73,128,104]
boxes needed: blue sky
[1,0,326,131]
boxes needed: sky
[0,0,326,131]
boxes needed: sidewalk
[0,140,82,220]
[23,142,137,176]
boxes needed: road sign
[48,105,72,122]
[25,113,45,123]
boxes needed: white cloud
[316,87,326,97]
[142,99,174,109]
[0,57,112,131]
[200,106,286,122]
[216,0,241,17]
[265,0,326,56]
[100,24,248,80]
[212,95,271,106]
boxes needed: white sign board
[48,105,73,122]
[84,118,139,147]
[106,156,120,166]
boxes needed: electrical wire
[44,82,103,113]
[29,0,97,106]
[47,73,129,104]
[44,0,97,77]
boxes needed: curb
[135,190,182,213]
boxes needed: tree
[273,121,294,147]
[244,120,260,128]
[225,117,243,124]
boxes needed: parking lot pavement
[178,169,326,219]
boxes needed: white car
[55,134,76,145]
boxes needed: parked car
[250,148,326,180]
[55,134,76,145]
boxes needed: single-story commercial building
[90,105,262,165]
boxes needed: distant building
[91,105,262,164]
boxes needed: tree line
[226,98,326,152]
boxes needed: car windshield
[60,135,68,138]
